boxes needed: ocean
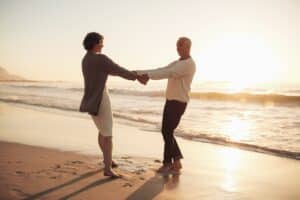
[0,80,300,160]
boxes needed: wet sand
[0,102,300,199]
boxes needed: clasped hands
[132,71,149,85]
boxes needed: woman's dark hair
[83,32,103,50]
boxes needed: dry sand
[0,141,162,200]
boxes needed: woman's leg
[99,133,118,168]
[99,134,119,177]
[98,132,105,152]
[97,88,119,177]
[102,135,112,172]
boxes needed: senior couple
[79,32,196,178]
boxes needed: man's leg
[161,101,174,165]
[168,117,183,170]
[157,101,173,173]
[162,101,186,172]
[171,139,183,171]
[169,102,186,171]
[158,100,183,172]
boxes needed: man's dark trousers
[161,100,187,165]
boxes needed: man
[79,32,140,178]
[137,37,196,174]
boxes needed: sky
[0,0,299,85]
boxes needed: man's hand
[137,74,149,85]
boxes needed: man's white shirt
[137,58,196,103]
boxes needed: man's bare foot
[170,161,182,174]
[171,160,182,170]
[156,165,171,174]
[169,168,181,175]
[104,170,121,178]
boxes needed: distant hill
[0,66,26,81]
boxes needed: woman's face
[94,39,104,53]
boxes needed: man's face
[94,39,104,53]
[176,39,188,57]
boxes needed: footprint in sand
[34,169,47,175]
[123,160,134,164]
[50,175,62,179]
[122,182,133,187]
[121,156,132,159]
[15,170,25,175]
[64,160,84,165]
[72,160,84,164]
[54,164,61,169]
[134,169,146,175]
[85,165,97,170]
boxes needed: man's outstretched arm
[136,61,191,80]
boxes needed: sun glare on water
[219,147,241,192]
[222,117,251,142]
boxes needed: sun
[197,34,281,87]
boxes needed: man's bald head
[177,37,192,59]
[177,37,192,48]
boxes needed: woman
[79,32,137,177]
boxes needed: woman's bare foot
[104,170,121,178]
[111,160,118,168]
[103,160,118,168]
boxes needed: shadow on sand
[22,169,115,200]
[126,173,180,200]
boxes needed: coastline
[0,102,300,199]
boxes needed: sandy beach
[0,102,300,200]
[0,141,162,200]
